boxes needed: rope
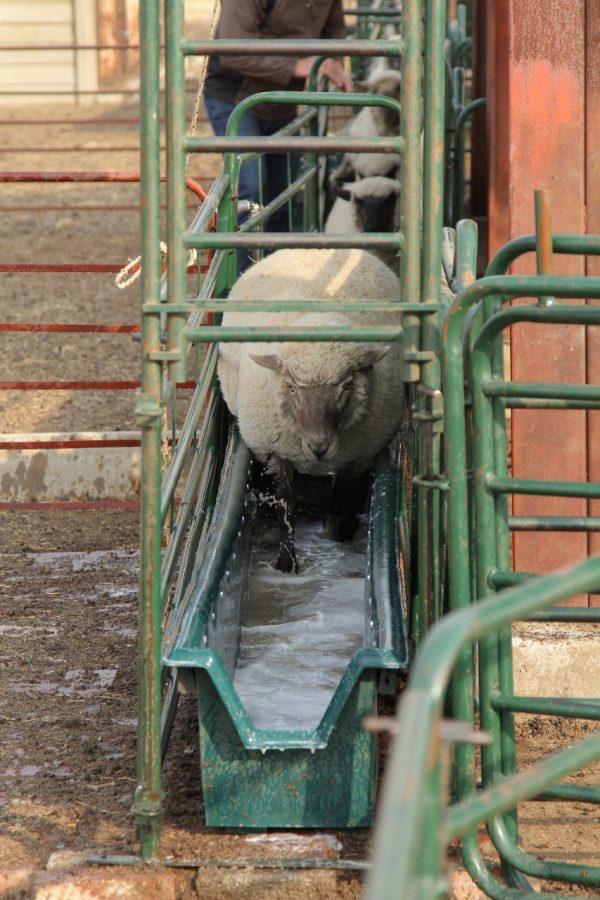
[186,0,221,169]
[114,243,198,290]
[115,0,220,289]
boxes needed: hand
[292,57,353,92]
[321,58,353,92]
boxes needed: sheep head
[249,345,389,464]
[335,176,401,234]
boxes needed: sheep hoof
[276,546,298,574]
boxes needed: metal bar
[400,0,423,382]
[0,146,154,153]
[509,516,600,531]
[0,500,139,510]
[184,232,404,251]
[446,730,600,841]
[0,438,140,450]
[0,381,140,390]
[414,0,447,639]
[0,43,146,50]
[482,380,600,401]
[145,301,437,314]
[539,784,600,803]
[526,607,600,621]
[491,695,600,721]
[487,476,600,499]
[184,135,403,154]
[534,189,555,307]
[453,98,487,224]
[160,353,218,521]
[0,323,139,334]
[0,264,141,273]
[367,556,600,900]
[0,171,206,202]
[486,234,600,279]
[135,0,163,861]
[181,38,404,57]
[184,325,403,343]
[342,7,402,15]
[164,0,188,386]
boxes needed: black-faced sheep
[324,175,401,273]
[217,248,405,572]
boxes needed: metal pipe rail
[181,38,404,57]
[136,0,444,859]
[443,265,600,894]
[366,554,600,900]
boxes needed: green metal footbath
[162,424,409,828]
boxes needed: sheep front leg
[326,468,370,542]
[269,454,298,574]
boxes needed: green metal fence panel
[136,0,444,856]
[366,554,600,900]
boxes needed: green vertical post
[415,0,448,637]
[534,189,555,307]
[401,0,423,379]
[165,0,189,383]
[135,0,164,860]
[441,221,479,854]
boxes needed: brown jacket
[205,0,346,117]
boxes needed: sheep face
[249,346,389,464]
[336,181,400,233]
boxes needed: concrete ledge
[0,432,141,502]
[512,622,600,697]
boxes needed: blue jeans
[204,95,301,273]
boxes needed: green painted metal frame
[442,252,600,892]
[136,0,453,858]
[365,554,600,900]
[160,424,408,828]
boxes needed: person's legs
[204,95,265,273]
[262,116,302,232]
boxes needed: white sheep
[217,248,405,571]
[324,175,401,273]
[331,69,402,184]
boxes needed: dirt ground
[0,73,367,897]
[1,28,600,900]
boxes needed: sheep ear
[249,352,284,372]
[335,185,352,202]
[356,346,390,370]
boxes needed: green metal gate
[135,0,451,861]
[367,215,600,897]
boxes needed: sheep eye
[342,377,354,391]
[287,383,296,394]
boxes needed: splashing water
[233,518,367,731]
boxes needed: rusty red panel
[486,0,510,256]
[585,0,600,603]
[488,0,589,600]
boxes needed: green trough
[163,425,409,829]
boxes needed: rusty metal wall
[484,0,596,601]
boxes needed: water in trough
[233,518,367,732]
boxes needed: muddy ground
[1,36,600,900]
[0,78,368,897]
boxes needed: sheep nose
[307,439,330,459]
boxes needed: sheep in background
[324,175,401,273]
[217,248,405,573]
[330,68,402,185]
